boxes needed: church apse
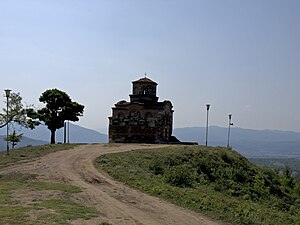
[108,76,175,143]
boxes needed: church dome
[132,77,157,85]
[130,76,158,103]
[116,100,128,105]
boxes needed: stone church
[108,76,175,143]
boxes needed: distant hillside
[0,123,108,151]
[0,135,47,151]
[173,126,300,158]
[22,123,108,143]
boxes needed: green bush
[149,158,165,175]
[164,165,194,188]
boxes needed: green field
[96,145,300,225]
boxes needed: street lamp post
[67,120,70,144]
[63,121,70,144]
[205,104,210,147]
[64,121,66,144]
[227,114,233,148]
[5,89,11,155]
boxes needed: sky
[0,0,299,134]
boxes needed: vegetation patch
[30,181,82,193]
[95,145,300,225]
[32,199,97,224]
[0,173,97,225]
[249,157,300,178]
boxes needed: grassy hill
[96,145,300,225]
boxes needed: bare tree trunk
[51,129,56,144]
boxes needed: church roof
[132,77,157,85]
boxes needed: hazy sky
[1,0,299,133]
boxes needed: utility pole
[64,121,66,144]
[67,120,70,144]
[205,104,210,147]
[5,89,11,155]
[227,114,233,148]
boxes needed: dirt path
[0,144,222,225]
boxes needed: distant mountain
[173,126,300,158]
[21,123,108,143]
[0,123,108,151]
[0,135,47,151]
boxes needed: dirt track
[0,144,222,225]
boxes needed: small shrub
[164,165,194,188]
[221,152,233,164]
[233,167,249,183]
[196,159,217,182]
[149,159,165,175]
[281,167,296,189]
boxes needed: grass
[32,199,98,224]
[30,181,82,193]
[0,172,97,225]
[0,144,78,168]
[95,145,300,225]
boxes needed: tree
[5,130,23,149]
[29,89,84,144]
[0,92,39,129]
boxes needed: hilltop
[98,145,300,225]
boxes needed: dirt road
[1,144,222,225]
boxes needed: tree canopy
[29,89,84,144]
[0,92,38,129]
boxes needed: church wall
[108,77,174,143]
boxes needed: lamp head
[206,104,210,110]
[4,89,11,98]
